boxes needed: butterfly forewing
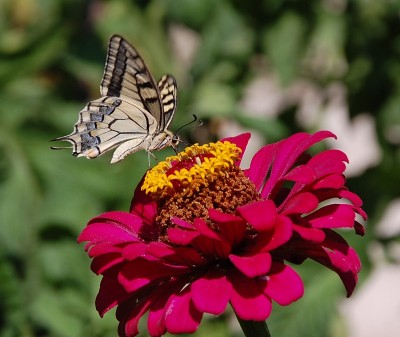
[101,35,163,124]
[52,35,178,163]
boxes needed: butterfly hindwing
[157,74,177,130]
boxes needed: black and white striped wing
[53,97,158,162]
[52,35,178,163]
[157,74,177,129]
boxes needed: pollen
[142,141,242,198]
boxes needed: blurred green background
[1,0,399,336]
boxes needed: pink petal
[281,192,319,215]
[147,242,205,266]
[87,242,124,258]
[191,218,231,258]
[229,271,272,321]
[171,216,196,229]
[193,218,222,240]
[314,189,367,222]
[229,252,272,278]
[246,131,335,199]
[305,204,356,229]
[119,259,185,292]
[91,253,124,275]
[292,225,326,242]
[147,308,166,337]
[122,242,147,260]
[237,200,277,231]
[313,174,345,189]
[339,190,363,208]
[284,165,316,184]
[147,281,187,337]
[96,276,129,316]
[323,230,361,273]
[251,215,292,253]
[164,288,203,334]
[244,143,276,193]
[263,215,293,250]
[354,221,366,236]
[167,227,199,245]
[262,263,304,305]
[191,269,231,314]
[117,297,151,337]
[129,178,158,224]
[314,246,360,297]
[209,209,247,247]
[309,149,348,173]
[221,133,251,165]
[78,211,144,246]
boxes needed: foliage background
[1,0,399,336]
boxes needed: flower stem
[235,315,271,337]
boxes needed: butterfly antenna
[175,114,202,135]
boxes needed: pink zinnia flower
[78,131,366,337]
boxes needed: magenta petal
[191,270,231,315]
[293,225,326,242]
[78,211,143,246]
[193,218,222,239]
[354,221,366,236]
[229,271,272,320]
[313,174,345,189]
[237,200,277,231]
[129,178,157,223]
[209,209,247,246]
[147,242,205,266]
[190,218,231,258]
[229,252,272,278]
[117,297,151,337]
[147,308,166,337]
[281,192,319,215]
[309,149,348,174]
[146,281,185,337]
[305,204,356,229]
[221,133,251,164]
[284,165,316,184]
[91,253,124,275]
[88,242,123,258]
[165,288,203,334]
[96,276,129,316]
[246,131,335,199]
[316,246,360,297]
[262,215,293,251]
[119,259,184,292]
[263,263,304,305]
[171,216,195,229]
[122,242,147,260]
[245,144,276,193]
[167,227,199,245]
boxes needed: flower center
[142,141,242,197]
[142,141,261,232]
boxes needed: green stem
[236,315,271,337]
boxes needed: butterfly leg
[147,151,159,167]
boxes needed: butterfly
[52,34,179,164]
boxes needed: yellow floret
[142,141,241,197]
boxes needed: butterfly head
[171,134,181,150]
[149,130,180,152]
